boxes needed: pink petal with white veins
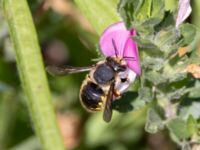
[99,22,141,75]
[176,0,192,28]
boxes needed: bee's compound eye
[121,78,127,83]
[80,82,105,111]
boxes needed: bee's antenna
[123,56,136,61]
[112,38,118,57]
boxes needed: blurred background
[0,0,184,150]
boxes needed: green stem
[2,0,65,149]
[191,0,200,58]
[192,0,200,29]
[75,0,120,35]
[0,90,18,149]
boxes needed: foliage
[118,0,200,149]
[0,0,200,150]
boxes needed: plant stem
[192,0,200,29]
[0,90,18,149]
[75,0,120,35]
[2,0,65,149]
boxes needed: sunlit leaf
[138,87,152,102]
[179,99,200,119]
[180,23,197,45]
[145,71,167,85]
[145,108,164,134]
[118,0,165,33]
[187,115,198,136]
[188,80,200,98]
[167,117,190,140]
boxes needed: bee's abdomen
[93,64,114,84]
[80,82,104,111]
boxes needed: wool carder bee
[47,22,141,122]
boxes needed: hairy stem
[2,0,65,149]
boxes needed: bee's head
[106,57,127,72]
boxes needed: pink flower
[99,22,141,75]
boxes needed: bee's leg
[113,89,122,98]
[113,75,127,98]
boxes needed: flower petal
[176,0,192,28]
[99,22,141,75]
[100,22,129,56]
[123,34,141,75]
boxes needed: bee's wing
[103,82,114,122]
[46,65,94,76]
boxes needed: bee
[46,39,136,122]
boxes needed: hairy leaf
[167,117,190,140]
[145,108,164,133]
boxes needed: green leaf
[138,87,152,102]
[167,87,187,100]
[187,115,198,136]
[135,26,183,57]
[118,0,165,33]
[168,72,187,83]
[145,108,164,133]
[133,35,159,50]
[145,71,167,85]
[154,27,181,54]
[179,23,198,45]
[188,80,200,98]
[167,117,190,140]
[118,0,144,28]
[142,57,164,70]
[179,99,200,119]
[163,61,188,83]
